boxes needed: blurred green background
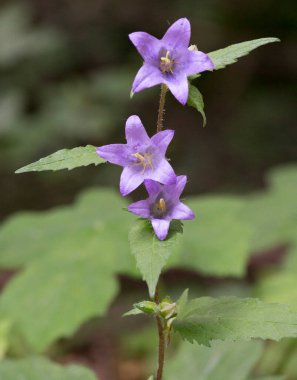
[1,0,296,219]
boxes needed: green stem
[156,84,168,132]
[154,285,165,380]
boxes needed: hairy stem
[156,84,168,132]
[154,285,165,380]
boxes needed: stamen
[160,51,175,74]
[132,152,153,173]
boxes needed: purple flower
[128,175,195,240]
[97,115,176,196]
[129,18,214,105]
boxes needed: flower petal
[171,201,195,220]
[129,32,161,62]
[165,74,189,105]
[151,218,170,240]
[120,166,144,196]
[144,179,162,199]
[184,50,214,76]
[96,144,130,166]
[164,175,187,201]
[132,63,163,93]
[125,115,150,147]
[128,200,151,218]
[149,158,176,185]
[151,130,174,155]
[162,18,191,50]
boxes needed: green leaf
[173,296,297,346]
[123,308,144,317]
[165,340,263,380]
[0,188,134,271]
[208,38,280,70]
[134,301,158,315]
[252,377,285,380]
[15,145,105,173]
[176,289,189,313]
[267,164,297,193]
[187,84,206,127]
[0,320,11,359]
[0,357,97,380]
[0,232,119,352]
[0,188,136,351]
[243,166,297,252]
[171,197,251,277]
[255,338,295,379]
[129,219,182,298]
[254,270,297,311]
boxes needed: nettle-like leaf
[165,340,263,380]
[170,197,251,277]
[0,357,97,380]
[187,84,206,127]
[208,37,280,70]
[129,219,182,298]
[15,145,104,173]
[0,188,136,352]
[173,296,297,346]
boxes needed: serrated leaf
[208,38,280,70]
[0,357,97,380]
[15,145,104,173]
[173,296,297,346]
[170,197,251,277]
[129,219,182,298]
[165,340,263,380]
[187,84,206,127]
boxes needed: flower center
[132,152,153,173]
[153,198,167,217]
[160,51,175,74]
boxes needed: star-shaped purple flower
[129,18,214,105]
[128,175,195,240]
[96,115,176,196]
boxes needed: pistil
[153,197,167,217]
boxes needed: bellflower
[96,115,176,196]
[129,18,214,105]
[128,175,195,240]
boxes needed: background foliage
[0,0,296,379]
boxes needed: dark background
[0,0,296,219]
